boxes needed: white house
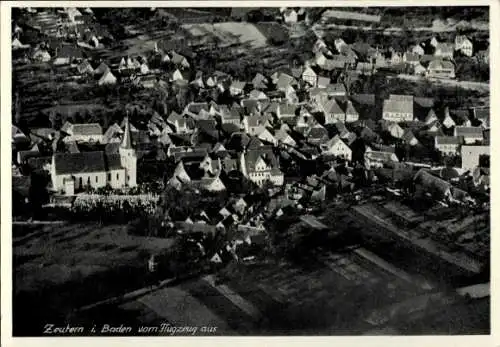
[427,59,455,79]
[442,111,456,129]
[243,115,270,136]
[461,145,489,171]
[402,129,420,146]
[12,38,30,50]
[334,38,347,53]
[382,95,414,122]
[364,150,399,169]
[319,98,345,124]
[320,135,352,161]
[62,122,103,143]
[230,80,246,96]
[274,129,297,148]
[313,38,328,54]
[302,66,318,86]
[139,62,150,74]
[32,49,51,62]
[425,109,438,125]
[454,126,484,144]
[257,128,278,146]
[240,149,284,187]
[454,35,473,57]
[171,69,185,82]
[390,51,403,65]
[412,63,427,76]
[387,122,405,139]
[411,44,425,56]
[98,70,117,85]
[171,51,190,69]
[435,136,462,155]
[283,9,298,24]
[344,101,359,122]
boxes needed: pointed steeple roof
[121,116,133,149]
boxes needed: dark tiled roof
[186,102,209,115]
[455,126,483,137]
[244,149,280,173]
[383,95,413,114]
[305,125,329,140]
[414,169,451,195]
[344,100,358,115]
[247,137,264,149]
[105,142,120,154]
[106,153,124,170]
[171,51,187,64]
[196,119,217,132]
[414,97,435,108]
[57,44,83,58]
[321,98,344,114]
[54,151,123,175]
[278,103,297,117]
[221,123,240,135]
[71,123,102,136]
[242,99,259,111]
[276,73,295,90]
[428,59,455,70]
[351,94,375,106]
[65,141,80,153]
[436,136,463,145]
[252,73,268,88]
[230,80,246,90]
[326,83,346,95]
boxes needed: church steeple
[121,115,133,149]
[119,113,137,188]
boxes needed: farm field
[13,222,175,336]
[183,22,269,49]
[81,247,431,335]
[13,63,98,123]
[78,240,489,335]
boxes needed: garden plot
[183,22,269,48]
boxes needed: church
[50,117,137,195]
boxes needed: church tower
[119,116,137,187]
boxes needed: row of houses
[310,32,488,80]
[12,13,489,198]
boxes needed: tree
[246,9,265,23]
[29,170,50,220]
[49,111,63,129]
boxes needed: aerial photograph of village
[11,6,490,336]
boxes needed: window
[96,176,98,183]
[108,173,111,181]
[117,173,119,180]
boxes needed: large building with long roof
[50,117,137,195]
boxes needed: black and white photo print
[6,2,491,338]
